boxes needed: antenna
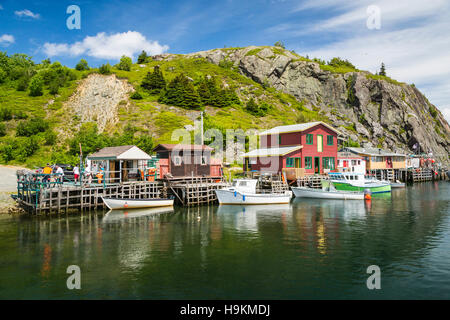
[200,111,204,145]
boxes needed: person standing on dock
[55,166,64,183]
[73,165,80,184]
[84,164,92,185]
[42,163,52,186]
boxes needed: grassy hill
[0,50,326,168]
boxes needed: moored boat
[327,172,391,193]
[390,180,406,188]
[101,197,174,210]
[292,186,365,200]
[215,179,292,205]
[102,206,174,223]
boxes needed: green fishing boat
[326,172,392,193]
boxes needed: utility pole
[200,111,204,145]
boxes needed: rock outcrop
[186,46,450,163]
[64,73,134,132]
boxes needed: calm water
[0,182,449,299]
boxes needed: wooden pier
[166,176,229,206]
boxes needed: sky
[1,0,449,122]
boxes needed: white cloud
[43,31,169,60]
[0,34,15,46]
[15,9,40,19]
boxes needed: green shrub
[0,107,13,121]
[429,105,438,118]
[28,75,44,96]
[117,55,132,71]
[0,122,6,136]
[16,76,29,91]
[245,98,269,116]
[130,91,143,99]
[99,63,112,75]
[16,117,49,137]
[44,129,57,145]
[75,59,90,71]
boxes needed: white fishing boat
[215,179,292,205]
[102,206,174,223]
[390,180,406,188]
[101,197,174,210]
[291,186,365,200]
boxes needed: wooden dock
[166,176,229,206]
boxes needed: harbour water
[0,182,449,299]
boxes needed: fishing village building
[152,144,222,178]
[337,151,366,174]
[341,147,407,171]
[243,122,341,177]
[87,145,152,183]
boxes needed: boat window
[232,181,238,186]
[239,181,248,186]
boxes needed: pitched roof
[153,144,214,152]
[343,147,406,157]
[259,121,342,136]
[87,145,151,160]
[243,146,303,158]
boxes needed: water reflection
[0,182,449,299]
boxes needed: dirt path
[0,165,27,213]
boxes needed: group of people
[41,163,105,185]
[41,163,65,184]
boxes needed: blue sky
[1,0,450,121]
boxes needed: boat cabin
[337,151,366,174]
[229,179,258,193]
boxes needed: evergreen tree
[141,65,166,94]
[379,62,386,76]
[159,74,201,109]
[137,50,148,64]
[246,98,259,114]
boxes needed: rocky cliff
[186,46,450,162]
[64,73,134,133]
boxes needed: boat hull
[329,182,391,193]
[215,189,292,205]
[102,197,174,210]
[292,187,364,200]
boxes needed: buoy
[124,202,128,208]
[364,188,372,200]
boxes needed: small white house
[87,145,152,183]
[337,152,366,174]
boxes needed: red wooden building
[243,122,340,175]
[153,144,222,178]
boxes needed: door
[295,158,301,168]
[314,157,320,174]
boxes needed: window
[317,135,323,152]
[173,156,182,166]
[286,157,294,167]
[306,134,313,145]
[239,181,248,186]
[278,135,281,146]
[327,135,333,145]
[305,157,312,169]
[201,156,207,165]
[322,157,335,170]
